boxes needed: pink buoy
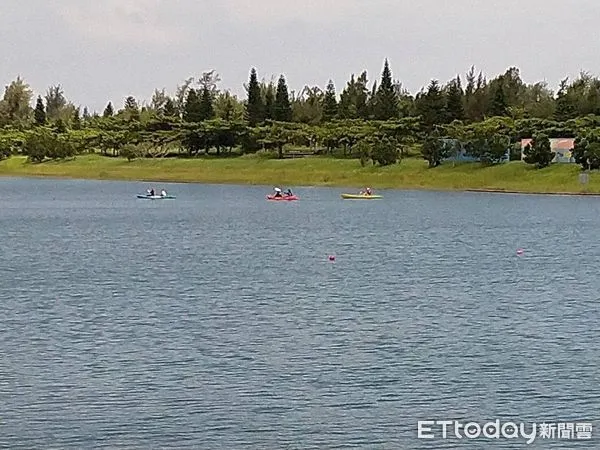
[516,249,524,256]
[328,255,336,261]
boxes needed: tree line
[2,60,600,169]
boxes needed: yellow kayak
[341,193,383,199]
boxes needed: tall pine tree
[264,83,275,120]
[554,78,576,121]
[445,76,464,122]
[184,89,203,122]
[45,85,67,122]
[274,75,292,122]
[489,77,508,117]
[103,102,114,117]
[322,80,338,122]
[374,59,398,120]
[245,68,264,126]
[163,98,178,118]
[415,80,447,129]
[198,86,214,121]
[34,95,46,125]
[123,96,140,121]
[338,72,370,119]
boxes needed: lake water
[0,177,599,449]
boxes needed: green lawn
[0,154,597,194]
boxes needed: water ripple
[0,180,599,448]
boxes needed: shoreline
[3,172,599,197]
[0,155,598,197]
[464,189,600,197]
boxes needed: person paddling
[284,188,293,197]
[273,187,283,198]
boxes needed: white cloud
[58,0,189,46]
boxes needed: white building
[520,138,576,163]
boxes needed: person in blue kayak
[273,187,283,197]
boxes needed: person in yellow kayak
[359,187,373,196]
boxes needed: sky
[1,0,600,112]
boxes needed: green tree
[23,127,75,162]
[488,77,508,116]
[464,133,510,165]
[122,96,140,121]
[371,136,400,165]
[464,67,488,122]
[501,67,526,106]
[34,96,46,125]
[523,82,555,119]
[292,86,323,124]
[445,76,464,122]
[523,133,553,168]
[103,102,114,117]
[0,76,33,126]
[264,83,275,120]
[72,108,82,130]
[415,80,447,128]
[163,98,178,118]
[120,143,142,162]
[198,86,214,121]
[54,118,67,133]
[374,59,398,120]
[354,139,371,166]
[274,75,292,122]
[150,88,169,114]
[214,91,244,121]
[124,96,138,109]
[175,77,194,116]
[245,68,264,126]
[338,71,369,119]
[554,78,576,121]
[421,133,450,167]
[45,85,67,122]
[183,89,203,122]
[322,80,338,122]
[197,70,221,96]
[572,134,600,170]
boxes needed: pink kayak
[266,194,299,201]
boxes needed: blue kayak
[137,194,176,199]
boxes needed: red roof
[521,138,574,150]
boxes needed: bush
[23,128,75,162]
[523,133,554,168]
[421,134,450,168]
[371,137,400,166]
[120,144,142,161]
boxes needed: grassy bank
[0,154,597,194]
